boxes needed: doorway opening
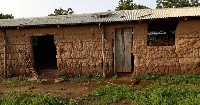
[115,27,133,73]
[33,35,57,71]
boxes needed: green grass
[134,75,160,80]
[59,73,103,82]
[3,76,29,87]
[28,85,35,90]
[58,87,66,90]
[0,91,77,105]
[72,74,103,82]
[90,84,200,105]
[134,74,200,84]
[75,74,93,82]
[3,75,200,104]
[0,76,3,81]
[91,85,135,104]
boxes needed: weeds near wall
[3,76,28,87]
[0,76,3,81]
[1,75,38,88]
[59,72,104,82]
[134,75,160,80]
[74,74,92,82]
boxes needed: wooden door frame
[114,27,133,74]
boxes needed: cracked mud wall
[132,23,148,75]
[133,23,181,75]
[0,26,114,76]
[56,25,113,75]
[0,29,3,75]
[0,29,32,75]
[176,20,200,74]
[1,20,200,76]
[133,20,200,75]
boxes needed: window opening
[147,30,175,46]
[147,20,177,46]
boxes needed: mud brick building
[1,7,200,77]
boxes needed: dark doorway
[33,35,57,71]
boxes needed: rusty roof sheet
[1,7,200,27]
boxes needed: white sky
[0,0,156,18]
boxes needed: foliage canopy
[156,0,200,8]
[0,13,14,19]
[115,0,150,10]
[49,7,74,16]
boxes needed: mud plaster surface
[1,20,200,76]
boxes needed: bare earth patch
[0,76,156,104]
[0,76,152,96]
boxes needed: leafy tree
[0,13,14,19]
[49,7,74,16]
[115,0,150,10]
[156,0,200,8]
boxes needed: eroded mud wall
[176,20,200,74]
[3,29,32,75]
[133,23,182,75]
[132,23,147,75]
[133,20,200,75]
[0,29,4,75]
[0,25,115,76]
[56,25,113,75]
[2,20,200,76]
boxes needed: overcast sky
[0,0,156,18]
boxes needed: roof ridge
[1,7,200,27]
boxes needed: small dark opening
[33,35,57,71]
[131,53,134,72]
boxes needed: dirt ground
[0,75,154,99]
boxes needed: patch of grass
[0,76,3,81]
[160,75,200,84]
[28,85,35,90]
[0,91,77,105]
[134,74,200,84]
[4,81,18,87]
[91,85,135,104]
[90,84,200,105]
[58,87,65,90]
[59,72,70,80]
[3,76,29,87]
[73,74,103,82]
[14,75,28,81]
[134,75,160,80]
[0,91,3,96]
[94,74,103,79]
[111,74,118,79]
[59,73,103,82]
[134,85,200,105]
[76,74,92,82]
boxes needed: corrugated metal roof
[1,7,200,27]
